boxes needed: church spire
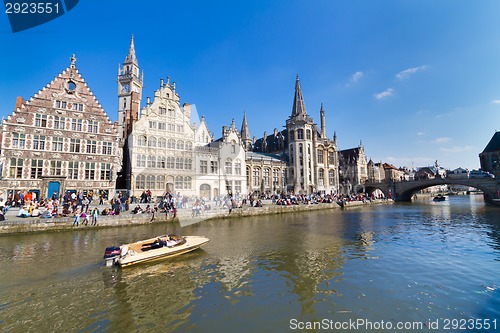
[241,111,252,151]
[124,35,138,66]
[291,74,307,117]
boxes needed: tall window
[158,122,166,130]
[167,157,174,169]
[146,175,155,189]
[225,158,232,175]
[136,155,143,168]
[235,159,242,175]
[12,133,25,149]
[175,176,183,190]
[35,114,47,127]
[33,135,46,150]
[70,139,80,153]
[185,158,192,170]
[328,151,335,165]
[156,175,165,190]
[176,140,184,150]
[200,160,208,174]
[263,168,270,186]
[158,156,166,168]
[147,155,156,168]
[31,159,43,179]
[71,119,83,131]
[318,169,324,186]
[136,175,145,189]
[176,157,184,169]
[101,163,111,180]
[149,121,157,129]
[253,168,260,187]
[52,137,64,151]
[87,120,98,133]
[85,162,96,179]
[184,176,192,190]
[273,169,279,189]
[102,142,113,155]
[68,161,79,179]
[306,129,311,140]
[50,161,62,176]
[235,180,241,194]
[86,140,97,154]
[9,158,23,178]
[54,116,66,129]
[329,170,335,185]
[297,129,304,139]
[185,141,192,150]
[317,149,324,164]
[211,161,218,174]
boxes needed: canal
[0,195,499,332]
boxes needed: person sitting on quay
[131,205,143,214]
[17,206,29,218]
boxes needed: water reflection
[0,197,499,332]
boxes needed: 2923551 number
[443,318,497,330]
[5,2,60,14]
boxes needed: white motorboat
[104,234,210,267]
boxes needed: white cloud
[434,137,452,143]
[439,145,474,153]
[374,88,394,100]
[491,100,500,104]
[396,65,428,80]
[417,131,425,136]
[350,71,364,83]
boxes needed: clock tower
[117,35,143,191]
[118,35,143,142]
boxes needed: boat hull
[112,235,210,268]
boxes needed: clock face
[122,84,130,93]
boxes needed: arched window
[137,135,147,146]
[148,137,157,147]
[159,138,166,148]
[329,169,335,185]
[289,130,295,141]
[185,141,192,151]
[263,168,270,186]
[175,176,183,190]
[176,140,184,150]
[167,139,175,149]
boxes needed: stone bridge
[358,178,500,202]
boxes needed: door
[47,181,61,200]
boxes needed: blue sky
[1,0,500,170]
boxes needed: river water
[0,195,499,332]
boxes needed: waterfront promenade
[0,199,392,235]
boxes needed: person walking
[73,212,80,226]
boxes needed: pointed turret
[320,103,326,139]
[240,111,252,151]
[124,35,139,66]
[291,75,307,117]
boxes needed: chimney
[160,78,164,88]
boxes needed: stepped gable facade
[0,55,120,200]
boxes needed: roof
[246,151,286,163]
[482,131,500,153]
